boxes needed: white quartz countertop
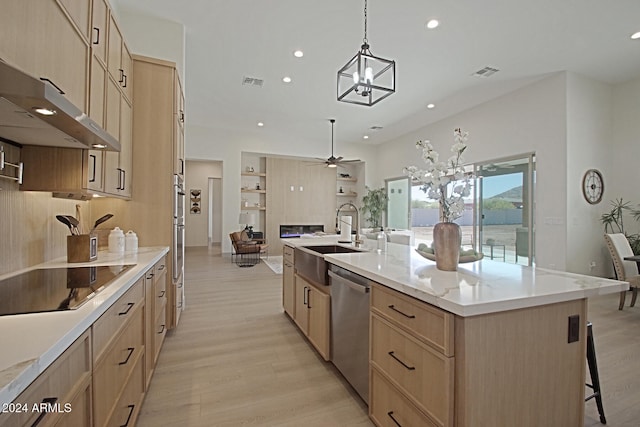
[283,235,629,317]
[0,247,169,405]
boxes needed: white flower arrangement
[404,128,473,222]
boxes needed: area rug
[263,256,283,274]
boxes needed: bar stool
[585,321,606,424]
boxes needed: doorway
[474,153,535,265]
[385,177,410,230]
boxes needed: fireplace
[280,225,324,238]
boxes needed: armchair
[229,231,268,267]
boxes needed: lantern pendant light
[337,0,396,106]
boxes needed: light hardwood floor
[138,247,640,427]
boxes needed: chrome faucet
[336,202,362,247]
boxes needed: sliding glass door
[474,153,535,265]
[385,177,410,230]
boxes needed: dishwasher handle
[328,270,370,294]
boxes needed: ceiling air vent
[370,126,383,131]
[242,76,264,87]
[472,66,499,78]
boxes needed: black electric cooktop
[0,264,134,316]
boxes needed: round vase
[433,222,461,271]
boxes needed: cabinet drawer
[154,257,168,285]
[283,245,294,263]
[93,305,144,427]
[0,330,91,427]
[93,277,144,363]
[106,351,144,427]
[370,368,438,427]
[371,284,454,356]
[371,314,453,427]
[153,299,167,363]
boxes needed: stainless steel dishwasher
[329,264,370,404]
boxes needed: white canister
[125,230,138,253]
[108,227,125,254]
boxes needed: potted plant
[600,198,640,254]
[362,186,388,229]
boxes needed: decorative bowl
[415,249,484,264]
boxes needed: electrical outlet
[590,261,596,269]
[568,315,580,343]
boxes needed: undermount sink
[294,245,360,285]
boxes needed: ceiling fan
[312,119,360,168]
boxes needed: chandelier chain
[363,0,368,44]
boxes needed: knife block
[67,235,98,263]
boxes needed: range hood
[0,60,120,151]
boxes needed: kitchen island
[0,247,169,426]
[282,236,628,426]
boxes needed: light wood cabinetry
[369,283,588,427]
[145,257,168,387]
[292,274,331,361]
[0,0,90,113]
[93,278,145,427]
[282,245,295,317]
[0,330,92,427]
[128,55,185,330]
[174,73,185,177]
[104,95,132,197]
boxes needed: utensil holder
[67,234,98,263]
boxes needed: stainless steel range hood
[0,60,120,151]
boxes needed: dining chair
[603,233,640,310]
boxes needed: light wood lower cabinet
[282,245,295,317]
[370,283,588,427]
[292,274,330,361]
[0,330,92,427]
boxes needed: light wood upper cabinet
[0,0,90,112]
[173,72,185,176]
[104,93,132,198]
[91,0,109,63]
[107,16,133,103]
[58,0,91,41]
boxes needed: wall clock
[582,169,604,204]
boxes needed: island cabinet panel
[371,314,454,427]
[371,285,454,357]
[282,245,295,317]
[292,274,331,361]
[370,368,438,427]
[0,330,92,427]
[454,298,587,427]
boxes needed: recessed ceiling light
[426,19,439,29]
[293,50,304,58]
[282,76,292,83]
[363,135,369,140]
[92,143,107,149]
[631,31,640,40]
[427,103,435,109]
[257,122,264,127]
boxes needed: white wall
[115,6,186,80]
[375,73,569,270]
[185,160,222,247]
[565,73,613,276]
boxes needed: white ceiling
[114,0,640,151]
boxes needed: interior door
[475,154,535,265]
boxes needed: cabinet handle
[158,264,165,271]
[89,154,96,182]
[120,404,135,427]
[118,302,135,316]
[178,281,183,288]
[119,347,135,365]
[388,351,416,371]
[121,169,126,190]
[92,27,100,45]
[388,305,416,319]
[119,68,124,83]
[158,324,165,334]
[122,74,127,88]
[180,158,184,175]
[159,290,165,298]
[307,287,312,309]
[303,286,308,306]
[30,397,58,427]
[387,411,402,427]
[180,110,185,123]
[39,77,65,95]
